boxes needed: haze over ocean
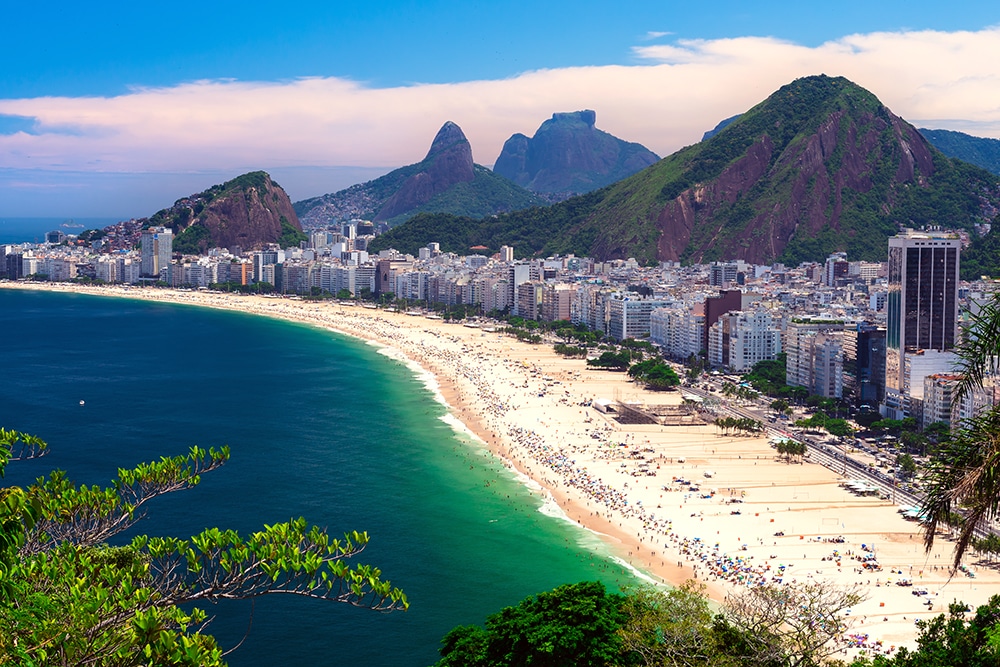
[0,218,121,245]
[0,288,636,666]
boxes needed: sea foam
[366,336,633,578]
[608,556,664,586]
[371,342,450,408]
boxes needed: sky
[2,0,1000,218]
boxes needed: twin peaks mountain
[493,110,660,198]
[294,122,543,227]
[371,75,1000,272]
[294,114,660,226]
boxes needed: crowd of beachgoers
[7,282,1000,657]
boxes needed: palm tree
[922,292,1000,566]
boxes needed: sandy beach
[7,281,1000,657]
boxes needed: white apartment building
[812,336,844,399]
[707,310,781,371]
[395,270,430,301]
[922,374,962,428]
[482,278,511,313]
[785,320,844,398]
[605,294,674,341]
[353,265,375,294]
[725,310,782,372]
[902,349,960,421]
[42,257,77,282]
[649,305,705,360]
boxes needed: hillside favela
[6,9,1000,667]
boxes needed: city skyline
[2,1,999,217]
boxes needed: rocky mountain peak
[548,110,597,128]
[294,120,542,228]
[493,110,658,196]
[426,121,471,160]
[375,122,476,222]
[584,74,991,265]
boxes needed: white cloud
[2,26,1000,183]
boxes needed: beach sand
[6,282,999,657]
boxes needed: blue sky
[2,1,999,218]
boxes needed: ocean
[0,217,122,245]
[0,288,636,666]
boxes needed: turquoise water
[0,289,636,666]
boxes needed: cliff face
[653,106,936,264]
[493,110,659,196]
[580,75,997,265]
[493,133,530,186]
[375,121,476,222]
[148,171,303,253]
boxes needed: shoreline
[6,281,1000,656]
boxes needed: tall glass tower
[883,229,960,418]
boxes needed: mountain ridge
[370,75,1000,267]
[919,128,1000,176]
[294,122,543,227]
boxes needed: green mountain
[920,128,1000,176]
[146,171,305,253]
[701,115,741,141]
[294,122,543,228]
[371,75,1000,265]
[493,110,659,198]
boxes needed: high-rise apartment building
[140,227,173,279]
[856,325,886,407]
[785,320,844,398]
[606,294,674,341]
[823,252,849,287]
[883,230,960,418]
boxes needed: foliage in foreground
[921,290,1000,565]
[436,580,1000,666]
[852,596,1000,667]
[433,580,866,667]
[0,428,406,666]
